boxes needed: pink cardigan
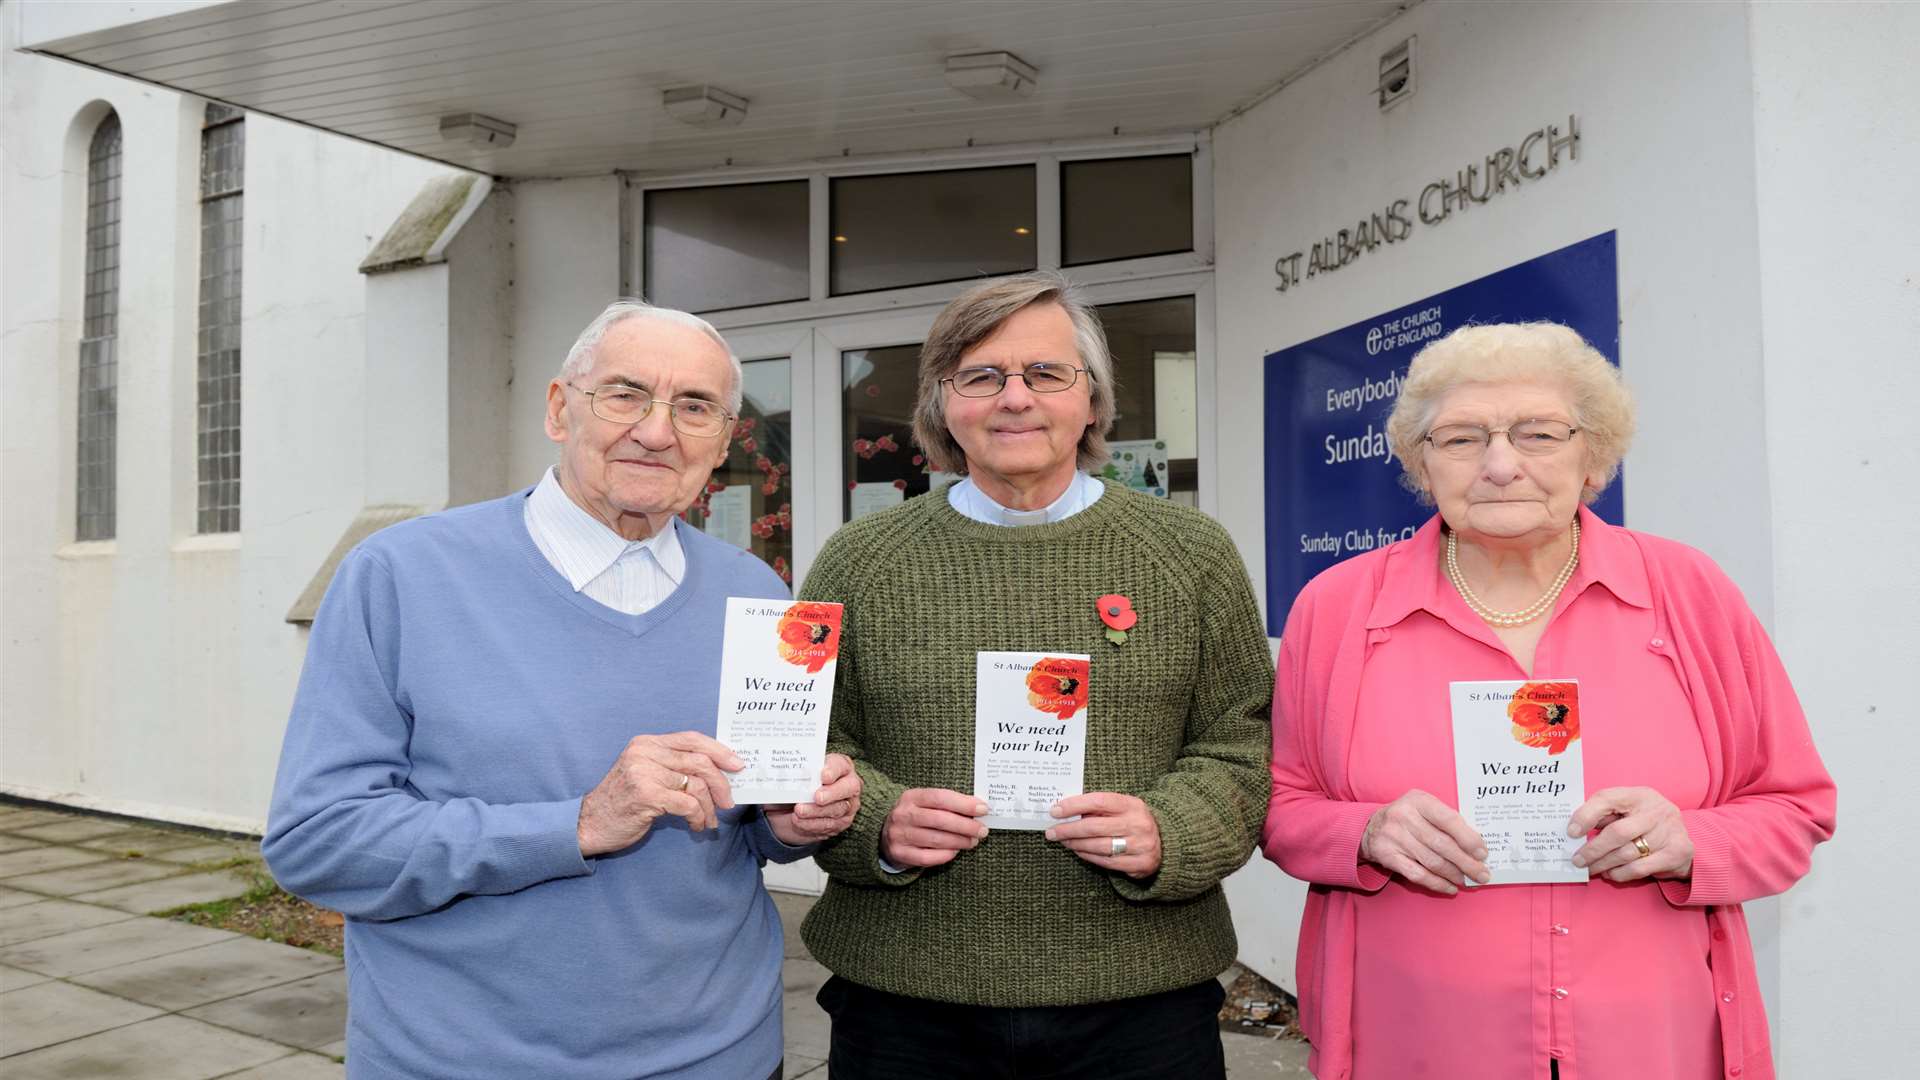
[1262,509,1836,1080]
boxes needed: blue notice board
[1263,231,1622,635]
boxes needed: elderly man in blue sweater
[264,300,860,1080]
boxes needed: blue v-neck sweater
[264,489,802,1080]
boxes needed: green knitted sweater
[797,480,1274,1007]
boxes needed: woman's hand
[1045,792,1163,879]
[765,754,862,846]
[1362,789,1490,895]
[880,788,989,869]
[1569,787,1693,881]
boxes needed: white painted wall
[1211,1,1914,1073]
[1747,5,1920,1074]
[1,26,455,829]
[506,177,624,491]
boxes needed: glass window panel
[645,182,809,313]
[77,112,121,542]
[682,358,795,585]
[1062,155,1193,267]
[1094,296,1198,503]
[841,343,927,520]
[197,104,243,533]
[830,166,1035,295]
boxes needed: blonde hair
[911,272,1117,475]
[1385,322,1635,504]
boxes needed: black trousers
[817,975,1227,1080]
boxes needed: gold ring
[675,774,691,792]
[1632,836,1652,858]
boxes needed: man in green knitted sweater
[799,272,1274,1078]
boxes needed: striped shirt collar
[525,467,685,593]
[947,471,1105,527]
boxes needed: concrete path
[0,803,1309,1078]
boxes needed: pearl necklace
[1444,519,1580,628]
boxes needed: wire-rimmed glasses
[1424,419,1578,459]
[941,363,1089,398]
[568,382,734,437]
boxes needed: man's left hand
[1044,792,1162,879]
[766,754,862,846]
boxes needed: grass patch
[158,859,344,957]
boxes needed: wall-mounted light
[1378,38,1415,111]
[944,51,1039,101]
[663,85,749,127]
[439,113,516,148]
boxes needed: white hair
[558,299,743,412]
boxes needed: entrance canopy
[17,0,1406,177]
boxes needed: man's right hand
[577,733,744,856]
[880,788,990,869]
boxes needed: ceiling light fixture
[663,85,749,127]
[438,113,517,148]
[944,51,1039,101]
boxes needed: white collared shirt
[946,471,1105,526]
[525,467,685,615]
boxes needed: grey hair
[558,299,743,412]
[911,271,1118,475]
[1384,321,1636,505]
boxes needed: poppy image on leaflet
[776,602,842,674]
[1025,657,1091,720]
[1508,681,1580,755]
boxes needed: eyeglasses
[941,363,1089,398]
[568,382,733,437]
[1424,419,1578,459]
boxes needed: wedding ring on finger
[1632,835,1652,858]
[674,773,691,792]
[1109,836,1128,857]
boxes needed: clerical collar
[946,472,1104,527]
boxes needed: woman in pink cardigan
[1262,323,1834,1080]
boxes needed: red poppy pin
[1096,594,1137,646]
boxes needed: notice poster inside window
[1262,232,1622,634]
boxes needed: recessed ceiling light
[1013,226,1031,236]
[833,235,848,243]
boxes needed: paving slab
[0,912,236,976]
[0,897,138,946]
[0,959,52,991]
[772,889,815,960]
[153,841,255,866]
[788,1053,826,1079]
[0,884,48,910]
[77,867,256,914]
[0,978,163,1056]
[0,844,111,879]
[781,956,832,1063]
[0,809,79,830]
[4,855,189,897]
[8,817,143,844]
[219,1052,348,1079]
[313,1038,347,1059]
[76,828,218,856]
[0,1014,291,1080]
[184,969,349,1050]
[0,834,47,854]
[1222,1030,1313,1077]
[71,934,341,1011]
